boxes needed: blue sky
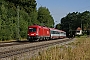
[36,0,90,25]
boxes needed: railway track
[0,38,74,59]
[0,41,30,47]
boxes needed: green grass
[30,37,90,60]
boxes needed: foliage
[55,23,61,30]
[37,7,54,27]
[5,0,37,13]
[0,0,37,40]
[56,11,90,36]
[0,0,54,41]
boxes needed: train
[27,25,66,41]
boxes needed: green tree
[38,7,54,27]
[0,0,55,41]
[0,0,37,41]
[59,11,90,36]
[5,0,37,13]
[55,23,61,30]
[80,11,90,30]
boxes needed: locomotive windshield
[29,28,36,32]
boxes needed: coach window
[55,31,57,34]
[56,31,59,34]
[56,31,58,34]
[53,31,55,34]
[53,31,54,34]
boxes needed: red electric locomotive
[27,25,50,41]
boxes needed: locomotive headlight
[36,34,38,35]
[28,34,29,35]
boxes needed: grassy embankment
[0,39,27,42]
[30,37,90,60]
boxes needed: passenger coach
[50,28,66,39]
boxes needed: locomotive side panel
[38,27,43,37]
[43,27,50,37]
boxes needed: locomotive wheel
[36,39,39,42]
[28,39,33,42]
[29,40,33,42]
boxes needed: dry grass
[30,37,90,60]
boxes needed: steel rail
[0,38,73,59]
[0,41,30,47]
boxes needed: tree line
[1,0,90,40]
[56,11,90,36]
[0,0,54,41]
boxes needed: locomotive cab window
[29,28,36,32]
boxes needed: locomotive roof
[28,25,49,29]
